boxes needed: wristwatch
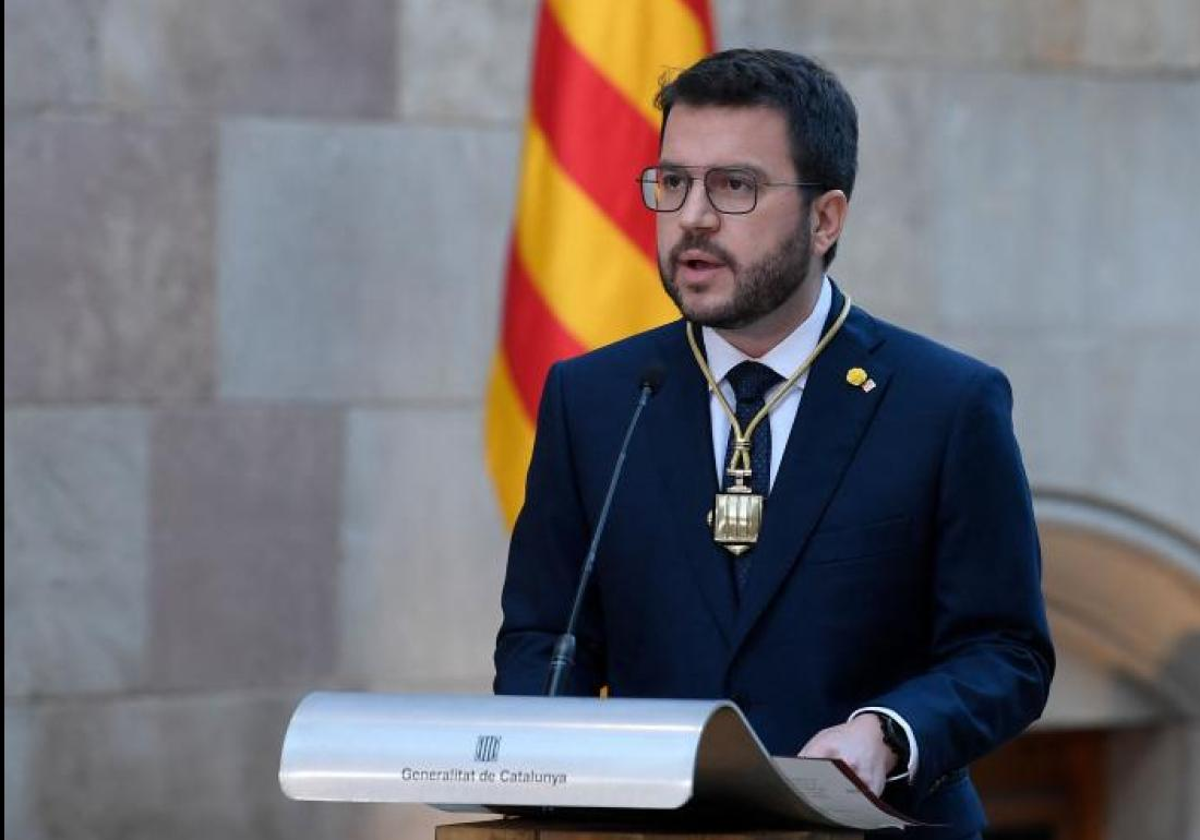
[869,712,911,770]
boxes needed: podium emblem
[474,734,502,763]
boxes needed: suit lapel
[647,324,738,645]
[730,292,892,656]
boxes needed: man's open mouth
[678,250,727,272]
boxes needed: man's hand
[798,714,897,796]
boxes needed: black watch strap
[870,712,911,769]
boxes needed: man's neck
[715,271,824,359]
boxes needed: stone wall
[5,1,1198,838]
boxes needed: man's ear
[811,190,849,258]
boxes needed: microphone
[544,364,665,697]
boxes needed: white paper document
[771,756,916,830]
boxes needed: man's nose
[677,177,720,232]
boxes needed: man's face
[656,104,813,330]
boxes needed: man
[495,49,1054,839]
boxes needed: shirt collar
[702,275,833,386]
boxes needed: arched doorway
[974,490,1200,840]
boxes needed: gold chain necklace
[685,295,852,555]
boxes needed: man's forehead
[659,103,792,168]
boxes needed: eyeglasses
[637,165,824,214]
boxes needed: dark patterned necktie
[721,361,784,592]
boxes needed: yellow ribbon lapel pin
[846,367,876,393]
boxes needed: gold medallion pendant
[711,440,762,555]
[687,294,853,556]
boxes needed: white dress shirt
[701,275,918,782]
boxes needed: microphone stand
[544,378,657,696]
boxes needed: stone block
[5,705,37,840]
[831,67,942,333]
[943,330,1200,539]
[1161,632,1200,715]
[1070,79,1200,331]
[717,0,1040,67]
[1077,0,1200,72]
[4,0,102,108]
[339,407,507,690]
[1189,723,1200,840]
[148,406,342,690]
[99,0,396,118]
[398,0,537,125]
[714,0,1200,72]
[1107,724,1191,840]
[4,114,215,402]
[4,409,149,696]
[1105,333,1200,536]
[9,692,361,840]
[925,72,1100,334]
[793,69,1198,338]
[217,120,518,402]
[827,69,1200,336]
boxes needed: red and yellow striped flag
[486,0,715,526]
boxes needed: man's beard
[658,224,813,330]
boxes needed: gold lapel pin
[847,367,876,393]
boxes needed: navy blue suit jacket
[495,288,1054,837]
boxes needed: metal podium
[279,692,916,836]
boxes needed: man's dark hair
[655,49,858,266]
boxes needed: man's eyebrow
[656,160,769,176]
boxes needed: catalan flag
[486,1,715,526]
